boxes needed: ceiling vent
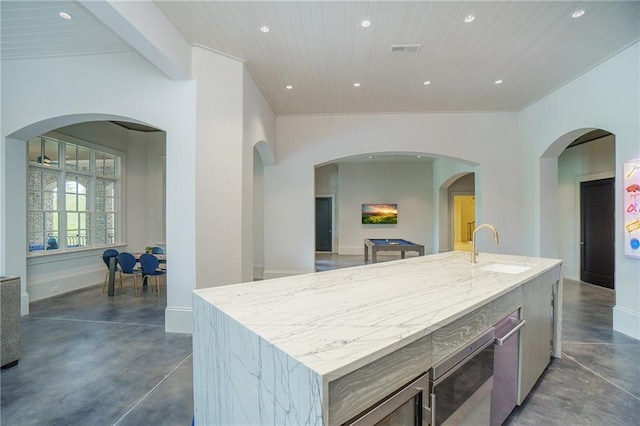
[390,44,421,53]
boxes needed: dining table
[106,252,166,297]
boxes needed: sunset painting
[362,204,398,224]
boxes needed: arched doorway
[252,140,275,280]
[4,114,166,313]
[555,129,616,288]
[312,153,477,269]
[448,173,476,252]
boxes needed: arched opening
[541,128,616,289]
[313,152,477,271]
[447,173,476,252]
[4,114,166,313]
[252,140,275,280]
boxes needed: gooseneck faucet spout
[471,224,499,263]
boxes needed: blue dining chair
[151,246,164,254]
[102,249,119,293]
[117,252,143,295]
[139,253,166,295]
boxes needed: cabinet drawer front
[328,334,431,426]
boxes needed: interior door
[580,178,614,289]
[315,197,332,252]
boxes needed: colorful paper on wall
[624,160,640,258]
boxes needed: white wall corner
[613,305,640,340]
[253,264,264,280]
[165,306,193,334]
[20,292,30,316]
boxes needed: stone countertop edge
[193,251,562,382]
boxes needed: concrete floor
[1,255,638,425]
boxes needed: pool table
[364,238,425,263]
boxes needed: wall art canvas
[362,204,398,224]
[624,160,640,258]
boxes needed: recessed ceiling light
[260,25,270,33]
[368,156,373,159]
[423,81,431,86]
[285,85,293,90]
[495,79,503,85]
[353,82,361,87]
[464,15,475,23]
[59,11,72,20]
[572,9,585,18]
[417,155,422,158]
[361,19,371,28]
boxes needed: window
[27,136,121,253]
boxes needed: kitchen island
[193,251,562,425]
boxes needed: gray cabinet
[517,271,555,404]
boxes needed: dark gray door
[315,197,332,251]
[580,178,614,289]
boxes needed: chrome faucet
[471,224,499,263]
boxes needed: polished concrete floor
[1,255,639,425]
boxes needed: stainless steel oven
[345,373,431,425]
[428,328,495,425]
[343,329,495,426]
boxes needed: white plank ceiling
[2,1,639,115]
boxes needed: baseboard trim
[338,246,364,256]
[613,305,640,340]
[165,306,192,334]
[27,267,104,302]
[253,264,264,280]
[21,292,30,316]
[562,265,577,281]
[263,269,311,280]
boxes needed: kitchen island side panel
[193,294,325,425]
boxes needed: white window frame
[27,133,124,255]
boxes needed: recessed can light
[423,81,431,85]
[464,15,475,23]
[417,155,422,158]
[285,85,293,90]
[368,156,373,159]
[260,25,270,33]
[59,11,72,20]
[572,9,585,18]
[495,79,503,85]
[353,82,361,87]
[361,19,371,28]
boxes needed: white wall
[253,149,265,279]
[337,161,434,255]
[265,112,518,278]
[192,47,245,289]
[1,51,197,333]
[243,67,277,282]
[518,42,640,339]
[558,136,615,280]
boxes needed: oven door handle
[495,319,526,346]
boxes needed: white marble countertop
[194,251,561,381]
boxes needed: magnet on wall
[631,238,640,250]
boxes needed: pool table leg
[364,244,369,262]
[372,248,377,263]
[401,251,406,259]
